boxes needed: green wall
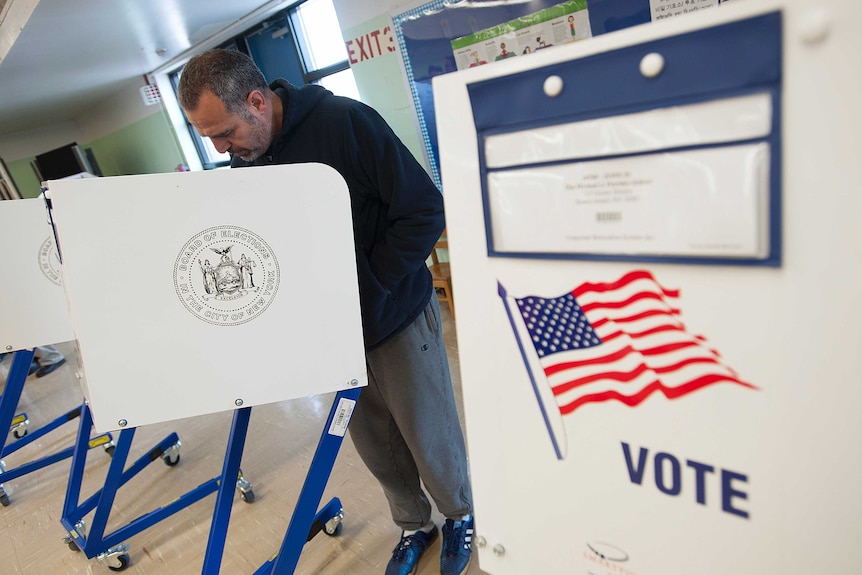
[343,15,429,171]
[87,110,185,178]
[7,158,41,198]
[7,109,185,198]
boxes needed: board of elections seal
[173,225,280,326]
[38,237,62,286]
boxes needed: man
[0,344,66,377]
[33,345,66,377]
[178,50,474,575]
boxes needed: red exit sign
[345,25,395,64]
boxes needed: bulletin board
[392,0,735,189]
[434,1,862,574]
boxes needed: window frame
[167,0,353,170]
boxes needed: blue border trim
[392,1,449,190]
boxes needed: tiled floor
[0,305,487,574]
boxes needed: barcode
[328,398,356,437]
[596,211,622,222]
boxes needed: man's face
[185,90,271,162]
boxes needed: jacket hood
[270,79,330,143]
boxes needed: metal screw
[349,379,359,387]
[4,345,11,351]
[117,419,128,428]
[235,398,244,406]
[493,544,506,557]
[476,536,487,548]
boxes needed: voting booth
[0,198,114,507]
[434,0,861,573]
[43,163,367,573]
[0,198,74,352]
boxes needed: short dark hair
[177,49,268,118]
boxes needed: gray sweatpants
[349,295,473,530]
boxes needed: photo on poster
[451,0,591,71]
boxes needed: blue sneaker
[385,525,438,575]
[441,517,474,575]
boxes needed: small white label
[328,398,356,437]
[650,0,718,22]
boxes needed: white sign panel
[46,164,367,432]
[0,198,74,351]
[434,1,862,574]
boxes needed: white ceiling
[0,0,295,136]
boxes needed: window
[171,0,357,169]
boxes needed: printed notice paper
[487,143,770,258]
[650,0,719,22]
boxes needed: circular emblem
[38,237,62,286]
[173,225,280,326]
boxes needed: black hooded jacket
[231,80,444,349]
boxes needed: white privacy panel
[0,198,74,351]
[46,164,366,432]
[434,1,862,574]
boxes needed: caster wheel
[104,444,115,457]
[13,428,27,439]
[0,493,10,507]
[107,553,130,571]
[240,489,255,504]
[323,510,344,536]
[164,454,180,467]
[67,540,81,552]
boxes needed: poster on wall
[450,0,591,70]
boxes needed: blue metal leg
[84,427,137,550]
[256,387,362,575]
[62,401,95,519]
[0,404,112,481]
[0,350,112,506]
[61,404,256,571]
[72,431,181,522]
[0,349,35,444]
[202,406,252,575]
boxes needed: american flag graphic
[500,270,755,459]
